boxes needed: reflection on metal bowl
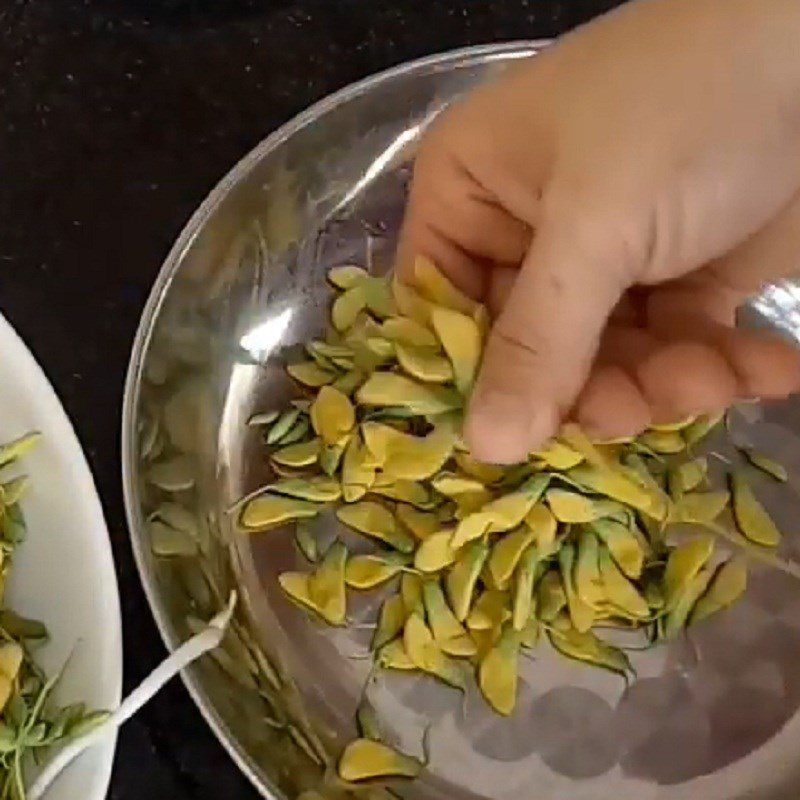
[122,41,800,800]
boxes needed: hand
[397,0,800,463]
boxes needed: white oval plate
[0,312,122,798]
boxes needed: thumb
[465,221,627,463]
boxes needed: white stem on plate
[28,592,237,800]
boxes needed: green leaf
[1,505,26,545]
[0,433,41,469]
[0,612,47,641]
[65,709,110,740]
[5,696,27,731]
[22,723,46,747]
[0,722,15,753]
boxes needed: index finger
[395,97,537,298]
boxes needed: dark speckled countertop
[0,1,623,797]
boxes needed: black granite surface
[0,1,624,797]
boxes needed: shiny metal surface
[123,41,800,800]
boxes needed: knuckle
[540,182,648,281]
[489,323,549,372]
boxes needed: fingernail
[466,392,558,464]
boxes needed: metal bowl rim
[121,39,549,798]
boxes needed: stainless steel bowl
[123,41,800,800]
